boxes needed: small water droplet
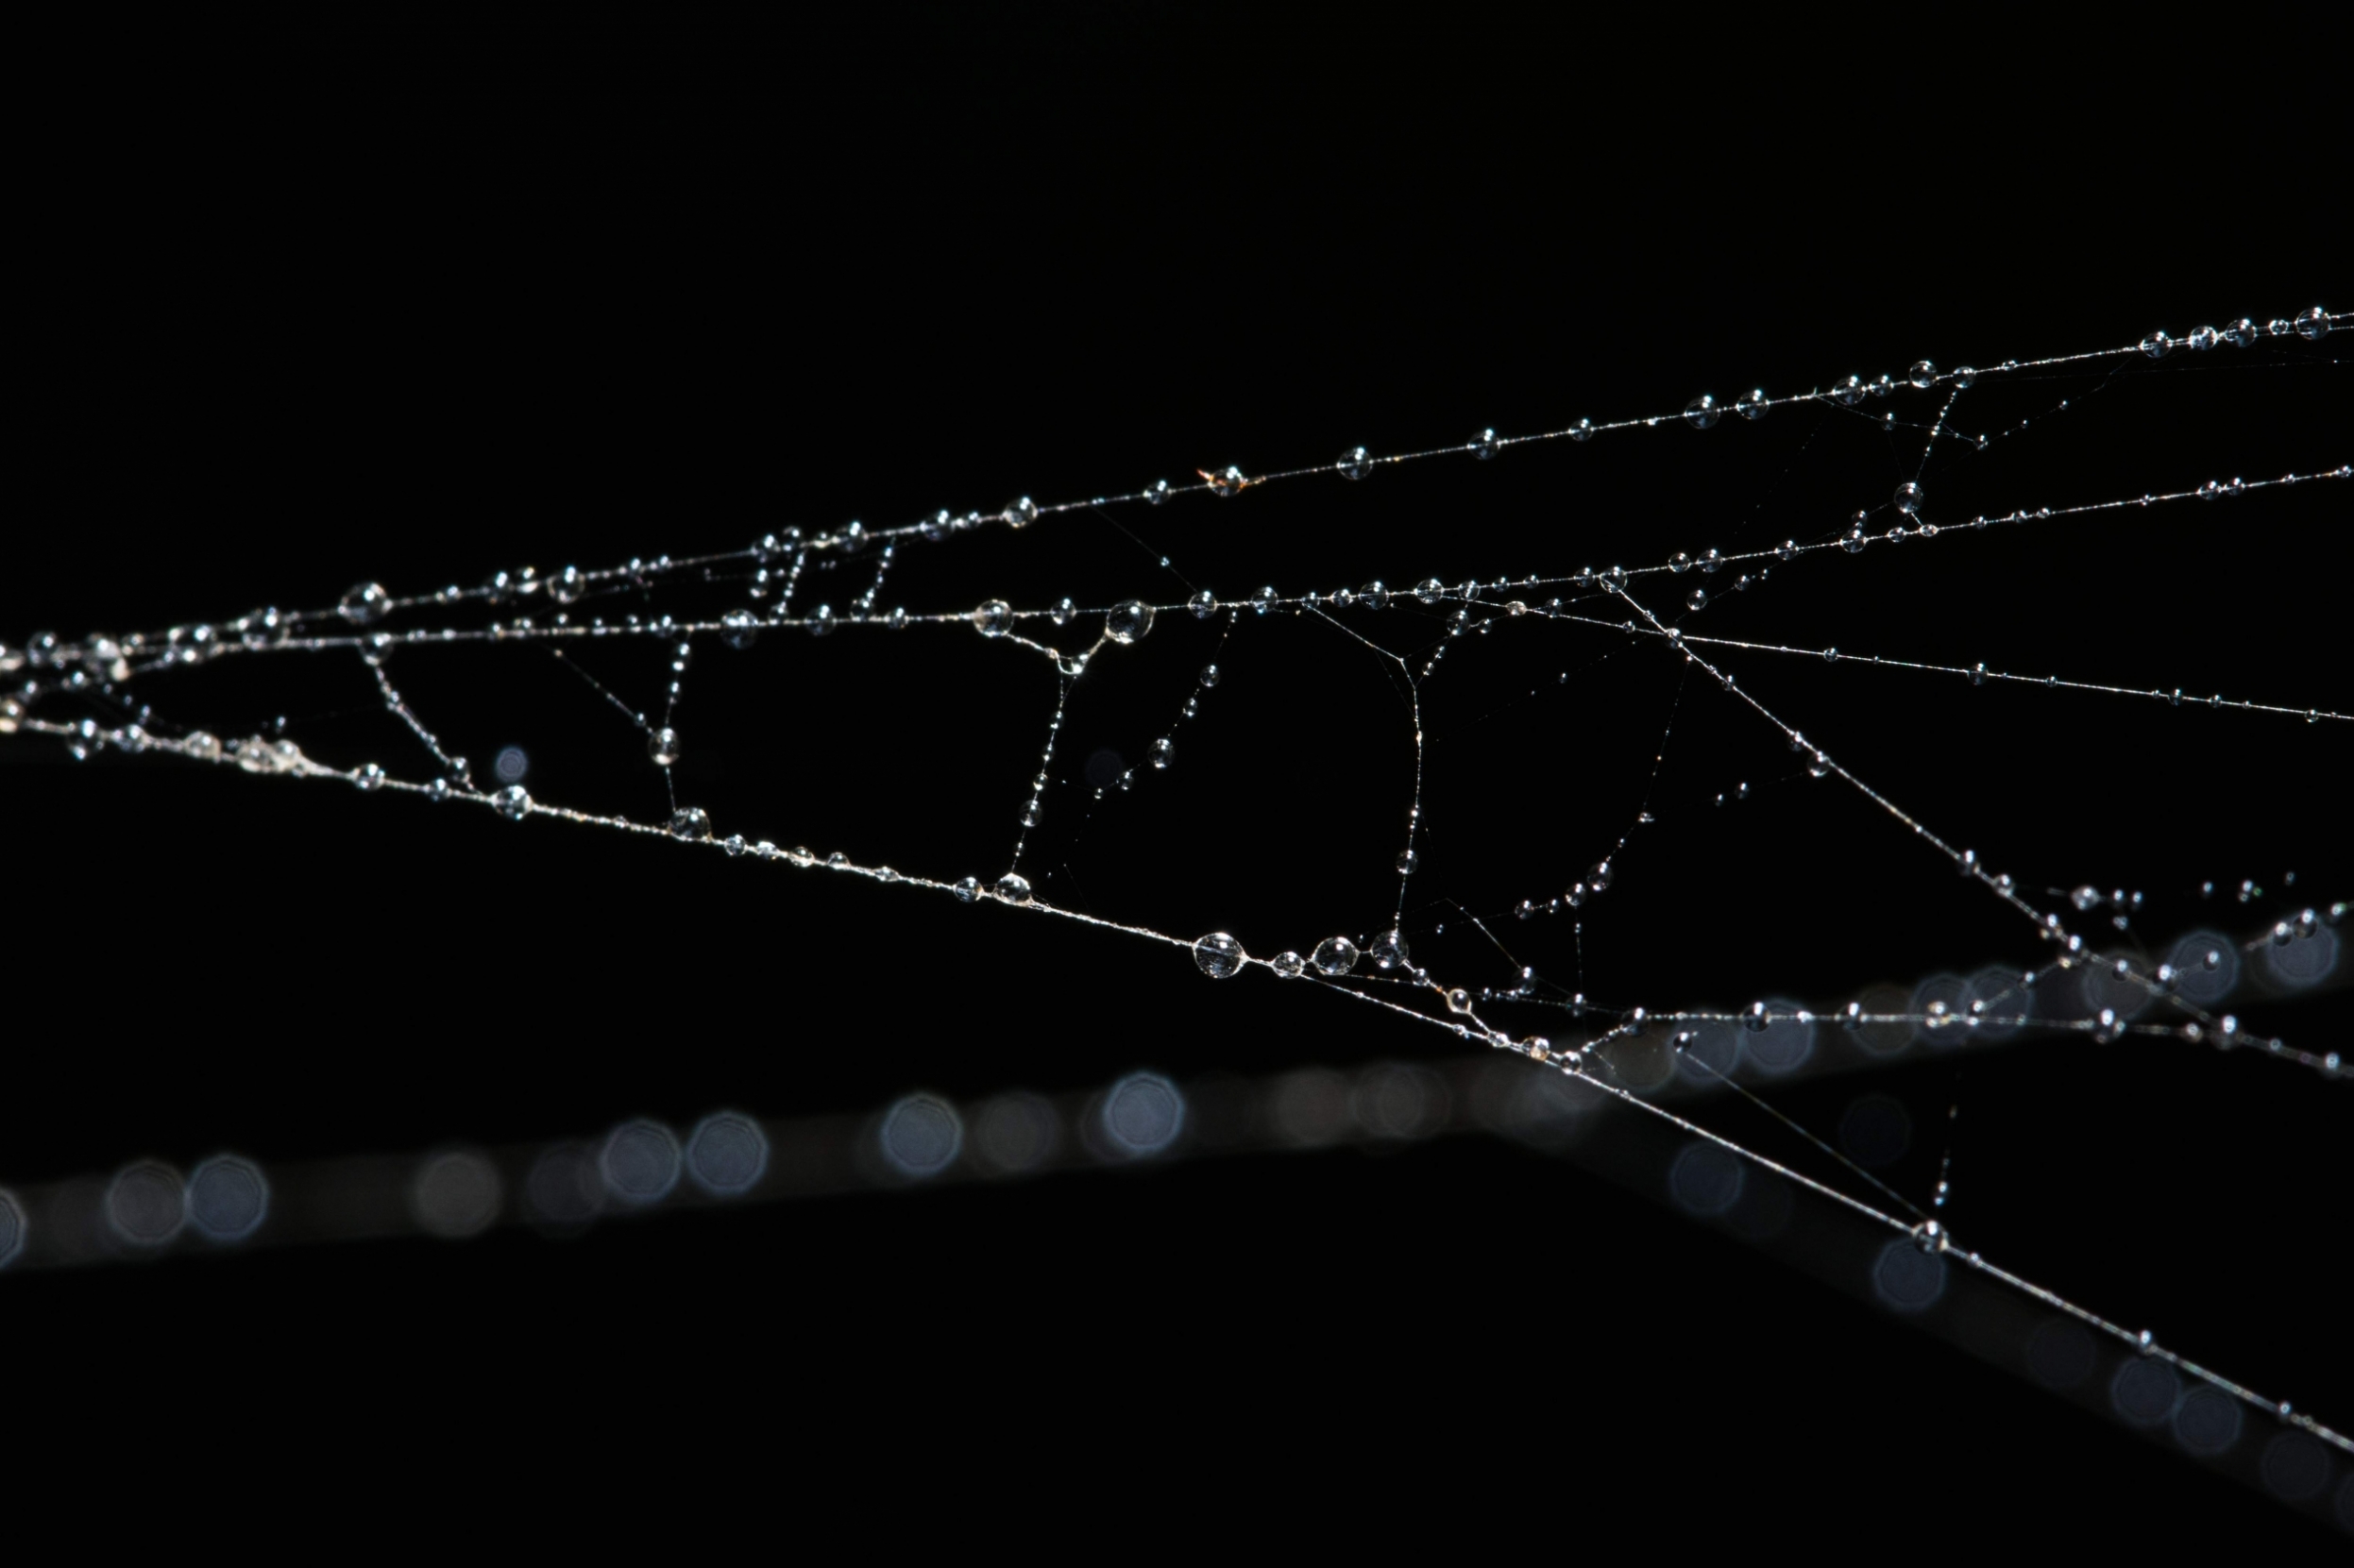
[669,806,712,840]
[1338,446,1373,481]
[1472,428,1499,459]
[649,728,681,767]
[720,609,759,649]
[994,872,1033,904]
[1271,951,1305,978]
[339,582,390,624]
[1312,936,1360,976]
[1683,395,1719,429]
[2295,305,2329,340]
[1193,932,1245,978]
[1004,496,1039,527]
[1105,600,1155,644]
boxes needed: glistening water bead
[1894,481,1923,514]
[1105,600,1154,644]
[669,806,712,840]
[1193,932,1245,979]
[973,599,1012,637]
[339,582,389,624]
[1684,395,1719,429]
[1338,447,1373,481]
[1312,936,1361,976]
[1188,590,1216,618]
[1369,930,1411,970]
[492,784,531,820]
[993,872,1033,904]
[720,609,758,649]
[648,728,680,766]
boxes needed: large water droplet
[994,872,1033,904]
[550,565,586,604]
[1271,951,1305,978]
[339,582,390,624]
[1907,360,1937,389]
[492,784,532,820]
[1587,860,1614,892]
[1736,388,1770,420]
[952,876,980,903]
[2295,305,2329,340]
[2142,329,2176,359]
[1338,447,1373,481]
[649,727,680,766]
[669,806,712,840]
[1105,600,1155,644]
[974,599,1013,637]
[1894,481,1924,514]
[1193,932,1245,979]
[1369,929,1411,970]
[1683,395,1719,429]
[1004,496,1039,527]
[1830,375,1865,406]
[1472,428,1499,460]
[720,609,759,649]
[1312,936,1361,976]
[1149,736,1174,769]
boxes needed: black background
[6,10,2347,1547]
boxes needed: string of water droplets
[5,304,2346,1461]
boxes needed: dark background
[6,10,2346,1545]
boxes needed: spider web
[5,305,2347,1527]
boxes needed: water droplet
[1105,600,1155,644]
[2295,305,2329,340]
[808,604,836,636]
[719,608,759,650]
[1446,987,1473,1014]
[1603,565,1627,591]
[886,607,909,631]
[2222,318,2259,348]
[339,582,390,624]
[1188,590,1216,619]
[669,806,712,840]
[1193,932,1245,978]
[550,566,586,604]
[649,728,680,766]
[1312,936,1361,976]
[1271,951,1305,978]
[1685,588,1707,611]
[994,872,1033,905]
[1358,582,1391,611]
[1971,662,1987,685]
[2141,329,2176,359]
[2186,325,2219,351]
[1894,481,1924,514]
[355,762,385,791]
[1150,737,1174,769]
[1830,375,1865,406]
[1198,664,1221,688]
[838,520,869,553]
[1569,417,1594,442]
[1684,395,1719,429]
[973,599,1013,637]
[1907,360,1937,389]
[180,731,219,760]
[1396,848,1418,874]
[1004,496,1039,528]
[1369,930,1411,970]
[1843,524,1868,554]
[2072,885,2101,912]
[1208,466,1245,497]
[1472,428,1499,459]
[492,784,532,820]
[1146,479,1171,505]
[1736,388,1770,420]
[1586,860,1614,892]
[1338,447,1373,481]
[1669,552,1692,575]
